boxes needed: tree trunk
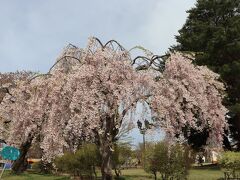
[97,106,120,180]
[223,135,232,150]
[12,136,33,174]
[93,165,97,179]
[100,142,113,180]
[98,114,119,180]
[153,171,157,180]
[114,167,120,177]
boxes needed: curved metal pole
[48,55,81,73]
[92,37,125,51]
[103,40,125,51]
[92,37,104,49]
[28,73,52,83]
[27,38,169,85]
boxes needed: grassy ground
[188,169,222,180]
[1,171,70,180]
[1,168,224,179]
[120,168,223,180]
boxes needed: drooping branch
[119,94,152,126]
[0,87,12,96]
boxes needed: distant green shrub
[54,143,99,179]
[114,176,126,180]
[144,142,190,180]
[219,151,240,178]
[31,161,41,172]
[31,161,54,174]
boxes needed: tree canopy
[0,37,228,179]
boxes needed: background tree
[173,0,240,150]
[132,142,150,167]
[112,142,132,177]
[219,151,240,178]
[142,142,157,180]
[145,141,191,180]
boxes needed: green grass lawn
[188,169,222,180]
[1,168,224,180]
[1,171,70,180]
[121,168,223,180]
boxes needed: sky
[0,0,196,144]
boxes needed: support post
[0,163,6,179]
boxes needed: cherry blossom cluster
[150,52,228,148]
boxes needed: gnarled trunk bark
[101,146,112,180]
[98,114,120,180]
[96,98,122,180]
[12,135,33,174]
[100,131,113,180]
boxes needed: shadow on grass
[192,163,221,170]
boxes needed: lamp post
[137,119,153,169]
